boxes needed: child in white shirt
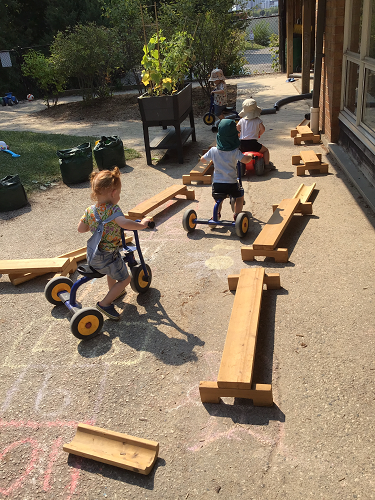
[236,98,275,170]
[201,119,253,220]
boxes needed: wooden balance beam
[272,182,316,215]
[291,121,321,145]
[241,183,316,262]
[63,423,159,475]
[292,150,329,176]
[182,159,214,185]
[182,142,216,185]
[124,184,195,220]
[5,236,134,286]
[199,268,280,406]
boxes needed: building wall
[319,0,345,142]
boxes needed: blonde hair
[90,166,121,200]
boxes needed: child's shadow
[77,288,204,366]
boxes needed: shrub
[253,20,271,47]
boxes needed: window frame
[340,0,375,149]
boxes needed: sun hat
[209,69,225,82]
[239,98,262,120]
[216,119,240,151]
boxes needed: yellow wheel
[203,113,215,126]
[182,209,197,232]
[235,212,250,238]
[130,264,152,294]
[44,277,73,305]
[70,308,103,340]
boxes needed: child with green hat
[201,119,253,221]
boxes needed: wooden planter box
[138,83,196,165]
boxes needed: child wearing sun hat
[209,68,228,120]
[236,98,275,170]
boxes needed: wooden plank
[300,150,319,164]
[1,258,69,274]
[128,185,194,218]
[190,160,213,176]
[228,273,281,291]
[292,154,301,165]
[252,198,300,250]
[296,125,313,137]
[217,268,264,390]
[293,183,316,203]
[241,246,289,263]
[63,423,158,475]
[199,381,273,406]
[182,174,212,185]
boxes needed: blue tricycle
[203,94,241,131]
[182,163,251,238]
[44,222,154,340]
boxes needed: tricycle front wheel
[44,276,73,305]
[70,307,103,340]
[131,264,152,294]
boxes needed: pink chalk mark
[0,438,40,496]
[43,436,63,491]
[65,456,82,500]
[188,418,277,452]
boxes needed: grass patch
[0,130,140,193]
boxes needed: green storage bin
[0,174,28,212]
[57,143,93,184]
[93,136,126,171]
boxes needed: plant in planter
[138,31,196,165]
[141,31,193,96]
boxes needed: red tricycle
[240,151,265,176]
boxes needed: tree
[42,0,105,44]
[101,0,151,87]
[21,50,66,107]
[50,23,123,100]
[158,0,248,95]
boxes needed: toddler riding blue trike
[44,222,154,340]
[203,94,241,131]
[182,163,251,238]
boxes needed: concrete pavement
[0,74,374,500]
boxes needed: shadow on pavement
[67,453,166,489]
[77,288,204,366]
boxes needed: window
[342,0,375,142]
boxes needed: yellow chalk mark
[211,243,236,252]
[205,255,234,270]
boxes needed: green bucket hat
[216,119,240,151]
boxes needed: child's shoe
[96,302,120,320]
[265,161,276,170]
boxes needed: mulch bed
[34,85,237,122]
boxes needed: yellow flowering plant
[141,31,193,96]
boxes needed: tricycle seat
[212,192,229,201]
[77,265,105,278]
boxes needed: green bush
[253,21,271,47]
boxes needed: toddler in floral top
[78,167,151,320]
[209,68,228,120]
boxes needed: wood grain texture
[252,198,299,250]
[63,423,159,475]
[217,268,264,389]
